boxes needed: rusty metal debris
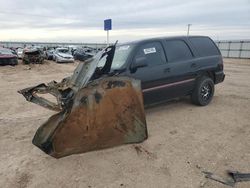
[22,47,44,64]
[32,77,147,158]
[18,44,148,158]
[203,170,250,187]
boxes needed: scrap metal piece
[18,78,72,112]
[228,171,250,183]
[19,44,148,158]
[32,77,148,158]
[18,83,62,112]
[203,170,250,187]
[202,171,235,187]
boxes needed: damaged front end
[23,47,44,64]
[18,45,148,158]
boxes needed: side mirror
[131,57,148,70]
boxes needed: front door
[127,41,170,104]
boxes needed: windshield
[57,49,70,53]
[97,44,133,70]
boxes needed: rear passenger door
[162,39,197,97]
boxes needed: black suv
[105,36,225,106]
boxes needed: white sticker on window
[143,47,156,54]
[118,45,130,51]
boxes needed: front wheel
[191,76,214,106]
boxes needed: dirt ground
[0,58,250,188]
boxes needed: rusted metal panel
[32,77,148,158]
[19,45,148,158]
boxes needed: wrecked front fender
[18,46,148,158]
[31,77,148,158]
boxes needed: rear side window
[134,42,166,67]
[189,37,220,57]
[165,40,193,62]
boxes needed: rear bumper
[214,71,225,84]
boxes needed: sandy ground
[0,58,250,188]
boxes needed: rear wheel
[191,76,214,106]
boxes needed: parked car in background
[23,47,44,64]
[53,48,74,63]
[68,45,77,55]
[17,48,23,59]
[0,47,18,66]
[45,48,55,60]
[73,48,94,61]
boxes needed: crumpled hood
[58,53,73,58]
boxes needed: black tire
[191,76,214,106]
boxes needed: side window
[189,37,220,56]
[165,40,193,62]
[134,42,166,67]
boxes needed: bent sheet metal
[18,45,148,158]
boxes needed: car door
[161,39,197,98]
[127,41,171,104]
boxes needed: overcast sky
[0,0,249,43]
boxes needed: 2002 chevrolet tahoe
[98,36,225,106]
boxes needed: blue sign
[104,19,112,31]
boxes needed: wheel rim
[200,83,212,101]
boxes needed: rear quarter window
[165,40,193,62]
[189,37,220,57]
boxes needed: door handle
[164,68,170,73]
[191,63,197,68]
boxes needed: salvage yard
[0,58,250,188]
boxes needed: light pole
[187,24,192,36]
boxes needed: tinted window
[165,40,193,62]
[189,37,220,56]
[134,42,166,67]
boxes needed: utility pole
[187,24,192,36]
